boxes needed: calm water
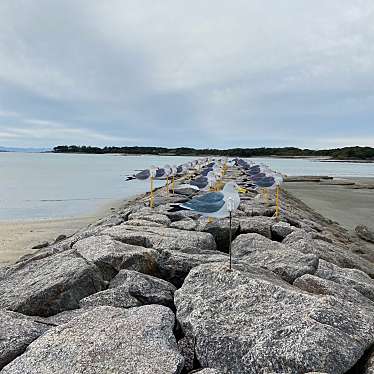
[0,153,373,221]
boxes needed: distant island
[53,145,374,160]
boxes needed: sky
[0,0,374,149]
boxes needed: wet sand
[284,177,374,232]
[0,201,123,265]
[0,216,96,265]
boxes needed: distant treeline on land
[53,145,374,160]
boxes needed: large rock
[170,218,197,231]
[287,237,374,277]
[103,224,216,252]
[315,260,374,302]
[1,305,184,374]
[73,235,159,280]
[364,348,374,374]
[0,251,105,317]
[271,221,295,240]
[175,263,374,374]
[355,225,374,243]
[80,270,176,309]
[122,219,163,228]
[197,217,240,252]
[128,211,172,226]
[231,233,318,283]
[294,274,374,309]
[0,310,49,369]
[239,217,273,238]
[158,248,228,287]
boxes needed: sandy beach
[284,177,374,232]
[0,201,123,265]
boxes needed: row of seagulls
[233,158,284,217]
[126,157,284,269]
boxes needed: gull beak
[237,187,247,193]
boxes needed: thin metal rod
[229,211,232,270]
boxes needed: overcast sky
[0,0,374,149]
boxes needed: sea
[0,152,373,221]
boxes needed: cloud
[0,0,373,148]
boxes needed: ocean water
[0,153,373,221]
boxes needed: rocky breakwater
[0,171,374,373]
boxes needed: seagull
[168,181,245,218]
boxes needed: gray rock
[0,250,105,317]
[103,224,217,253]
[128,211,171,226]
[294,274,374,309]
[315,260,374,302]
[177,335,195,372]
[175,263,374,374]
[197,217,240,252]
[194,370,223,374]
[158,248,228,287]
[72,235,159,280]
[238,201,276,217]
[92,213,125,228]
[0,309,50,369]
[122,218,163,227]
[232,233,318,283]
[1,305,184,374]
[31,241,49,249]
[271,221,295,240]
[44,308,96,326]
[170,218,197,231]
[364,348,374,374]
[239,217,273,238]
[53,234,67,243]
[355,225,374,244]
[80,270,176,309]
[287,237,374,277]
[174,185,199,196]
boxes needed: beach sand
[284,177,374,232]
[0,216,96,265]
[0,201,123,265]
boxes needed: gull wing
[135,169,150,180]
[181,192,225,213]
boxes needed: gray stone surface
[364,348,374,374]
[73,235,159,280]
[158,248,228,287]
[1,305,184,374]
[170,218,198,231]
[0,251,105,317]
[315,260,374,302]
[122,219,163,227]
[271,221,295,240]
[0,309,50,369]
[232,233,318,282]
[287,237,374,277]
[239,216,273,238]
[197,217,240,252]
[80,270,176,309]
[294,274,374,309]
[128,211,172,226]
[356,225,374,244]
[175,263,374,374]
[103,224,217,253]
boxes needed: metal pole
[229,211,232,270]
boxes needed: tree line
[52,145,374,160]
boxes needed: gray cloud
[0,0,373,148]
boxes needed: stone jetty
[0,167,374,373]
